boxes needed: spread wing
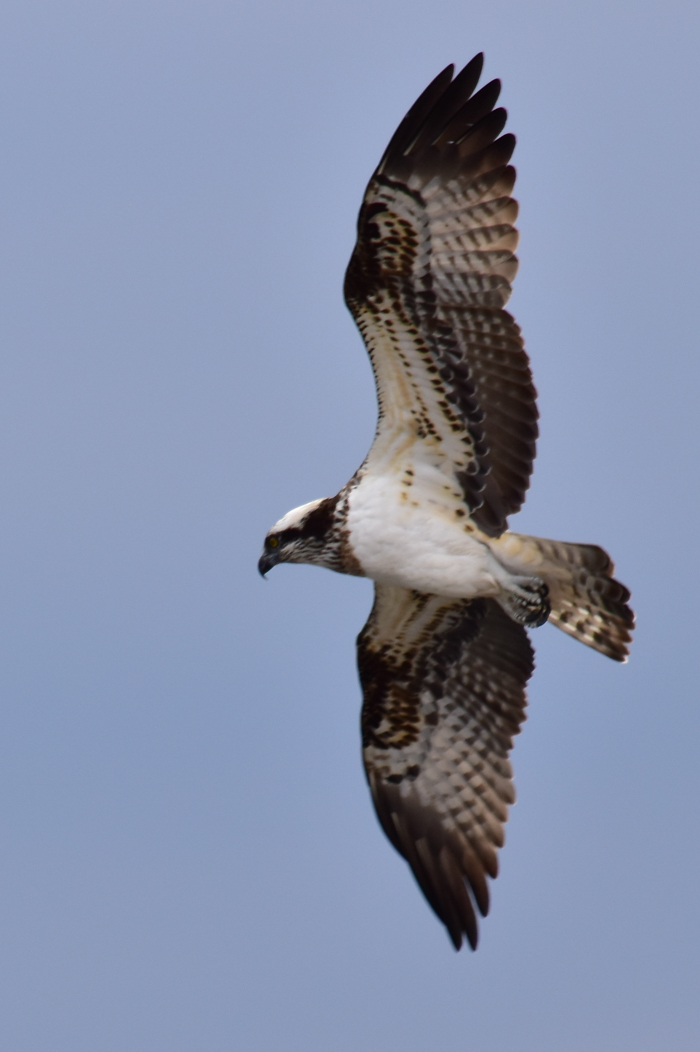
[344,54,537,536]
[358,584,534,950]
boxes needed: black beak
[258,552,278,578]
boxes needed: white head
[258,497,340,576]
[269,499,326,534]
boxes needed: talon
[498,577,551,627]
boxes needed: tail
[488,532,635,662]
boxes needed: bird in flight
[258,54,634,950]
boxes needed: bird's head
[258,496,339,576]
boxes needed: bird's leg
[496,576,551,627]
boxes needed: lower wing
[357,584,534,949]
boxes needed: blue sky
[0,1,698,1049]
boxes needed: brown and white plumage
[491,532,634,662]
[359,589,532,949]
[344,52,537,537]
[258,55,634,950]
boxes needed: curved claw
[497,577,550,627]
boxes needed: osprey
[258,54,634,950]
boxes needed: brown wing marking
[345,54,537,536]
[358,584,534,949]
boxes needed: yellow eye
[268,536,279,548]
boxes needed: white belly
[346,472,507,599]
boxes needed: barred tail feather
[540,539,634,662]
[489,533,635,662]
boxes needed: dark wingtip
[460,52,483,74]
[376,63,456,173]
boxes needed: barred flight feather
[345,59,536,535]
[359,588,533,950]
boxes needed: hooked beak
[258,551,278,578]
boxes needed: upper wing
[358,584,534,949]
[344,54,537,536]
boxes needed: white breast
[346,462,508,600]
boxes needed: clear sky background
[0,1,697,1049]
